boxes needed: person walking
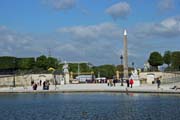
[39,80,42,86]
[130,79,134,88]
[157,77,161,88]
[126,79,129,87]
[113,79,116,86]
[107,79,110,86]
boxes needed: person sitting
[170,85,180,90]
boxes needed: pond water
[0,93,179,120]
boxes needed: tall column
[123,30,129,80]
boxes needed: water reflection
[0,93,179,120]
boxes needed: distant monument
[62,61,70,84]
[144,62,150,72]
[63,61,69,73]
[123,30,129,80]
[129,69,140,86]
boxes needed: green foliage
[163,51,171,66]
[17,57,35,70]
[68,63,92,73]
[171,51,180,70]
[92,64,116,79]
[0,55,61,74]
[36,55,48,70]
[47,57,59,69]
[69,63,78,73]
[0,56,16,69]
[79,63,92,72]
[148,51,163,70]
[116,65,123,72]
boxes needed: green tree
[17,57,35,70]
[116,65,124,72]
[0,56,16,70]
[47,57,59,69]
[148,51,163,71]
[69,63,92,73]
[163,51,171,67]
[36,55,48,70]
[92,64,116,79]
[171,51,180,70]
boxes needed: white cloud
[158,0,174,12]
[58,23,121,40]
[43,0,76,11]
[0,23,123,65]
[134,16,180,39]
[0,26,42,56]
[1,16,179,66]
[106,2,131,20]
[56,22,123,64]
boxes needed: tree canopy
[92,64,116,79]
[148,51,163,71]
[163,51,171,67]
[17,58,35,70]
[0,56,16,70]
[36,55,48,70]
[171,51,180,70]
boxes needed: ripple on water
[0,93,179,120]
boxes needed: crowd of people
[107,79,117,87]
[124,79,134,88]
[31,80,50,90]
[30,76,163,90]
[106,78,135,88]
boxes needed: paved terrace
[0,83,180,94]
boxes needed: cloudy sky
[0,0,180,67]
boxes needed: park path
[0,83,180,94]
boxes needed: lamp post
[120,55,123,86]
[120,55,123,65]
[132,62,134,70]
[13,58,16,87]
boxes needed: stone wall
[139,72,180,84]
[0,74,54,87]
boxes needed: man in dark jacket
[157,77,161,88]
[126,79,129,87]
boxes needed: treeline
[0,55,59,74]
[148,51,180,71]
[0,55,134,78]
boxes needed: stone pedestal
[133,79,140,86]
[64,73,70,84]
[61,80,64,85]
[116,71,120,80]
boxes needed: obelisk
[123,30,129,80]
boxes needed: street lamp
[132,62,134,70]
[120,55,123,65]
[120,55,123,86]
[13,58,16,87]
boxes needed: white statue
[63,61,69,73]
[129,68,140,86]
[144,62,150,71]
[131,69,139,80]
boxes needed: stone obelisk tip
[124,29,127,36]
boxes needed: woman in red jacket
[130,79,134,88]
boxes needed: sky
[0,0,180,67]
